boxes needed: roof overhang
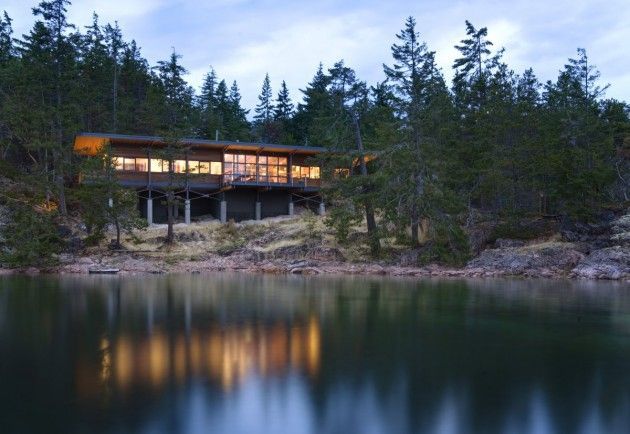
[73,132,326,156]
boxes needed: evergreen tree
[154,49,194,133]
[383,16,457,247]
[253,73,275,142]
[273,80,295,144]
[227,80,250,141]
[293,63,332,145]
[197,67,220,138]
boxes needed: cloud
[3,0,630,112]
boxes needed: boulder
[466,243,585,276]
[571,247,630,280]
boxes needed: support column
[288,201,294,216]
[318,201,325,216]
[147,198,153,225]
[184,199,191,225]
[108,198,113,208]
[220,200,227,223]
[255,201,262,221]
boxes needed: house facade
[73,133,325,224]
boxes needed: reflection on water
[1,274,630,433]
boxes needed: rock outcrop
[465,242,585,277]
[571,246,630,280]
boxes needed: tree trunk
[55,158,67,215]
[166,191,174,244]
[410,206,420,247]
[115,218,121,249]
[352,115,380,257]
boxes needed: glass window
[278,157,287,165]
[123,158,135,171]
[188,160,199,174]
[246,155,257,164]
[113,157,124,171]
[238,154,246,163]
[149,159,162,172]
[300,166,309,178]
[292,165,301,178]
[310,166,320,179]
[135,158,148,172]
[268,156,278,165]
[258,156,267,164]
[210,161,222,175]
[174,160,187,173]
[199,162,210,174]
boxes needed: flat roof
[74,132,326,156]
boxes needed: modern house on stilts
[73,133,325,224]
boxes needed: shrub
[0,204,63,267]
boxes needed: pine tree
[383,17,457,247]
[227,80,250,141]
[254,73,275,142]
[104,21,123,132]
[0,11,13,62]
[197,67,220,138]
[155,49,194,133]
[293,63,332,145]
[25,0,79,215]
[274,80,294,120]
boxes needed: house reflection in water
[92,317,321,396]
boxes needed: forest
[0,0,628,266]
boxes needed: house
[73,133,325,224]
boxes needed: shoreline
[1,253,623,281]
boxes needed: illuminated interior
[110,152,321,183]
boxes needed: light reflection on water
[0,274,629,433]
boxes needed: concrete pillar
[288,201,294,216]
[108,197,113,208]
[255,202,262,221]
[184,199,191,225]
[318,201,325,216]
[220,200,227,223]
[147,198,153,225]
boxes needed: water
[0,274,629,434]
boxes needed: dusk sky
[5,0,630,110]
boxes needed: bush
[0,204,63,267]
[418,219,470,266]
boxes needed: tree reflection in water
[0,274,629,433]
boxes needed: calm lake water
[1,275,629,434]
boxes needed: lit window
[188,160,200,174]
[310,166,320,179]
[210,161,222,175]
[174,160,187,173]
[113,157,124,171]
[300,166,310,178]
[199,162,210,174]
[150,159,163,172]
[123,158,135,171]
[135,158,148,172]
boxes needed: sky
[4,0,630,111]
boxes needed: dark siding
[225,190,256,221]
[261,191,290,218]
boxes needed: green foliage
[0,4,628,267]
[0,204,62,267]
[418,219,470,266]
[325,204,358,245]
